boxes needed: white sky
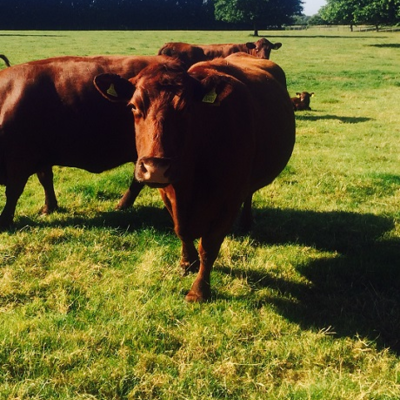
[302,0,327,16]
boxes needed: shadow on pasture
[262,34,386,40]
[295,114,372,123]
[0,33,66,38]
[368,43,400,48]
[13,205,174,234]
[221,208,400,353]
[9,198,400,352]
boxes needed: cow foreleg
[36,166,58,215]
[0,177,29,230]
[185,234,224,302]
[116,179,144,210]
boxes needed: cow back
[188,55,295,194]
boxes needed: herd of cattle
[0,38,311,301]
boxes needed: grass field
[0,29,399,399]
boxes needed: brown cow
[0,54,170,230]
[291,91,314,111]
[196,52,288,91]
[0,54,11,67]
[94,54,295,302]
[158,38,282,66]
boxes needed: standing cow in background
[158,38,282,66]
[0,54,170,230]
[94,54,295,302]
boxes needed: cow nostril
[139,161,147,173]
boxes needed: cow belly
[34,117,137,173]
[52,142,136,174]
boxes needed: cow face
[94,63,203,187]
[131,70,196,186]
[94,62,235,188]
[246,38,282,59]
[296,92,314,109]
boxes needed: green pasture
[0,29,399,399]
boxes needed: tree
[320,0,358,30]
[354,0,400,30]
[292,14,311,26]
[0,0,218,30]
[320,0,400,31]
[213,0,303,36]
[308,14,328,25]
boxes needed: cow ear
[310,92,315,97]
[245,42,256,50]
[273,42,282,50]
[296,93,301,97]
[94,73,134,103]
[198,75,234,105]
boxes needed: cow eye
[128,102,144,118]
[128,102,137,111]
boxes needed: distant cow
[158,38,282,66]
[291,91,314,111]
[0,54,11,67]
[94,54,295,302]
[0,54,170,229]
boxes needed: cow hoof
[0,217,13,231]
[185,290,208,303]
[180,259,200,276]
[39,205,58,215]
[185,280,211,302]
[115,201,130,210]
[0,223,11,232]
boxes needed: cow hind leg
[239,193,253,232]
[180,240,200,276]
[0,176,29,230]
[115,179,144,210]
[36,166,58,215]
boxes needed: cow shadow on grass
[11,203,400,352]
[15,205,174,234]
[295,114,372,123]
[220,208,400,353]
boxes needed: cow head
[296,91,314,109]
[94,61,233,188]
[246,38,282,59]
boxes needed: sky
[302,0,327,16]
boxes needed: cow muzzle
[135,157,174,187]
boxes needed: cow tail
[0,55,11,68]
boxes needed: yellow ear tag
[107,83,118,97]
[202,88,218,104]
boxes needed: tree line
[0,0,301,32]
[309,0,400,30]
[1,0,397,32]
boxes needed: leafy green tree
[308,13,328,25]
[320,0,400,31]
[320,0,358,30]
[354,0,400,30]
[292,14,311,26]
[213,0,303,36]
